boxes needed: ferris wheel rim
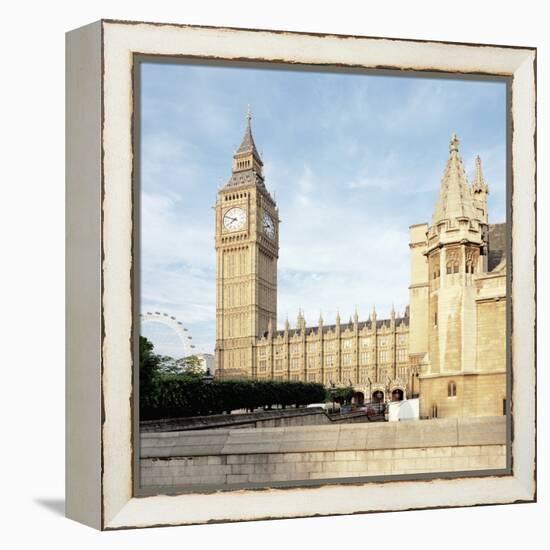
[140,311,196,355]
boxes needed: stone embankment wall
[140,416,506,488]
[140,407,372,433]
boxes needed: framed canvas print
[66,19,536,530]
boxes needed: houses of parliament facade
[214,113,507,418]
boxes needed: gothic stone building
[214,115,506,418]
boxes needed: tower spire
[432,134,476,225]
[472,155,488,193]
[225,107,265,187]
[235,106,262,162]
[471,155,489,224]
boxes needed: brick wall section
[141,416,506,488]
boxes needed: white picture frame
[66,19,536,530]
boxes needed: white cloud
[140,191,216,355]
[273,172,411,328]
[141,192,214,268]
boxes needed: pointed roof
[432,134,476,225]
[222,107,273,197]
[472,155,489,194]
[235,107,262,163]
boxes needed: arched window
[446,251,459,274]
[465,250,477,274]
[446,260,459,274]
[448,381,457,397]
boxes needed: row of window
[263,335,408,356]
[259,349,408,370]
[223,191,249,201]
[235,159,252,170]
[281,372,408,385]
[432,262,476,279]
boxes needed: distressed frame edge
[131,55,514,500]
[90,20,535,530]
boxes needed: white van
[306,403,327,409]
[306,403,340,411]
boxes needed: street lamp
[368,377,372,403]
[202,368,214,385]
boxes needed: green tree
[139,336,161,412]
[327,386,355,405]
[140,377,327,420]
[181,355,204,377]
[157,355,181,375]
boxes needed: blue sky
[139,61,507,357]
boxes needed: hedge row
[140,377,327,420]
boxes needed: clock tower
[215,110,279,379]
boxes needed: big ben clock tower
[215,110,279,379]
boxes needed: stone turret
[420,134,486,417]
[471,155,489,224]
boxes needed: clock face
[262,211,276,239]
[223,207,247,232]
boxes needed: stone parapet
[141,416,505,458]
[141,416,506,487]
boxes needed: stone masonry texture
[141,416,506,488]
